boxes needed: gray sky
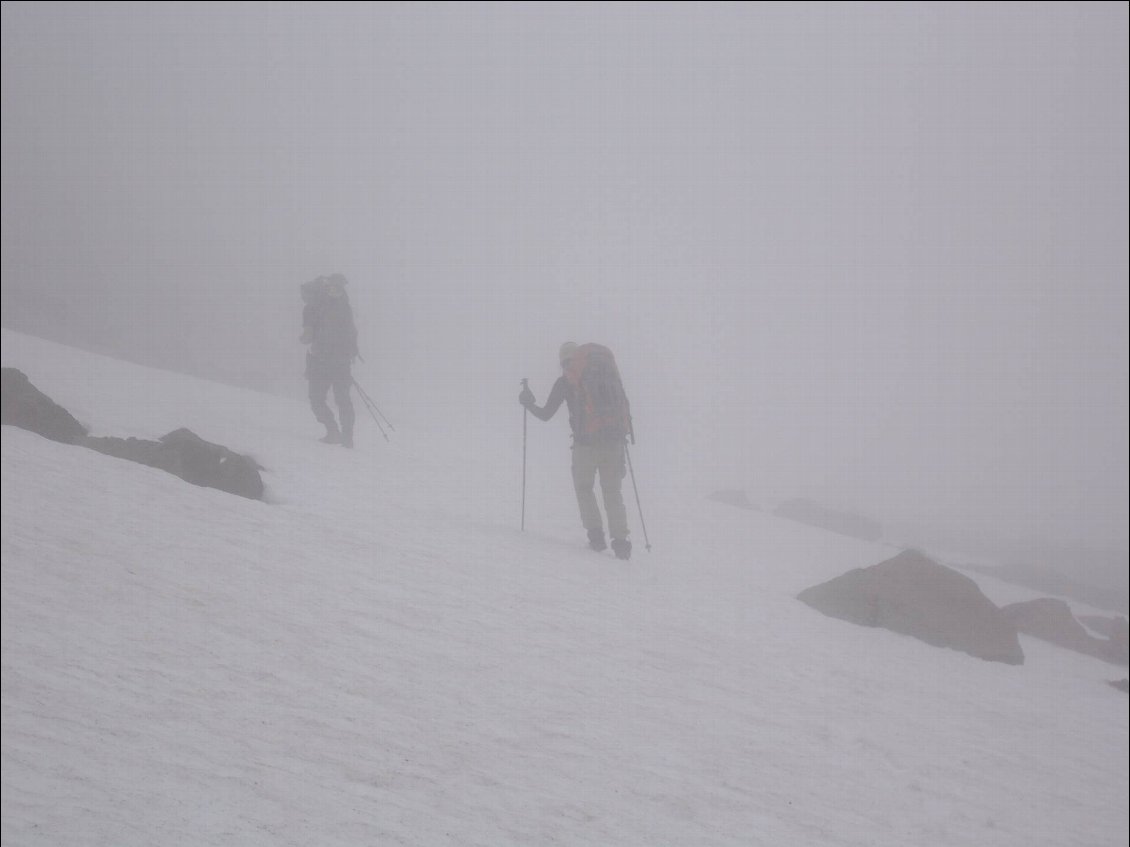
[2,1,1127,550]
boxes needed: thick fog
[2,2,1127,557]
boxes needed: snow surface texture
[2,329,1127,846]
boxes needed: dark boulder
[797,549,1025,665]
[1079,614,1129,648]
[158,428,264,500]
[1,369,264,500]
[1108,679,1129,693]
[86,428,263,500]
[1,367,88,444]
[774,498,883,542]
[1002,599,1128,666]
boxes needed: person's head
[323,274,347,298]
[559,342,578,368]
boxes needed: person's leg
[308,371,340,440]
[331,368,355,446]
[598,441,630,542]
[571,444,605,544]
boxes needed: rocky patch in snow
[1,367,88,444]
[797,549,1025,665]
[1002,599,1128,666]
[2,367,263,500]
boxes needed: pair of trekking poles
[520,378,652,552]
[352,378,394,442]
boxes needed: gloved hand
[519,387,535,407]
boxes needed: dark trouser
[571,439,629,541]
[307,355,354,436]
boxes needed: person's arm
[300,302,317,344]
[522,377,567,422]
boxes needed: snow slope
[2,329,1127,846]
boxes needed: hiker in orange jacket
[521,342,632,560]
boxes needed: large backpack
[564,343,633,442]
[300,276,327,303]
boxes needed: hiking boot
[319,427,342,444]
[587,528,607,552]
[611,538,632,560]
[341,431,354,448]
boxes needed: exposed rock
[797,549,1024,664]
[1078,614,1129,647]
[774,498,883,542]
[86,428,263,501]
[707,489,757,510]
[1,367,88,444]
[1002,599,1128,666]
[964,560,1128,618]
[3,369,264,501]
[1107,618,1127,657]
[1108,679,1129,693]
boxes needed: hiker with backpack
[519,342,634,560]
[299,273,358,448]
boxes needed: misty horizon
[2,2,1127,556]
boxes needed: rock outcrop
[1,367,88,444]
[1002,599,1128,665]
[797,549,1024,665]
[86,428,264,501]
[2,368,264,501]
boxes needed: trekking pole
[352,378,395,431]
[354,386,386,434]
[624,443,651,552]
[521,378,528,531]
[351,382,389,442]
[354,379,394,431]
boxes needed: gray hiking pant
[571,440,629,541]
[307,354,354,436]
